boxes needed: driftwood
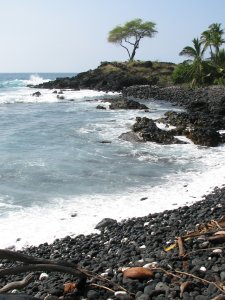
[0,249,76,268]
[0,273,34,293]
[0,264,86,278]
[0,248,87,279]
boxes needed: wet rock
[32,91,41,97]
[130,117,186,144]
[119,132,143,142]
[186,128,221,147]
[96,105,106,110]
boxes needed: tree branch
[120,42,131,59]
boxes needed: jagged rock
[186,128,221,147]
[130,117,186,144]
[123,85,225,132]
[109,98,148,110]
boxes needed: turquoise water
[0,73,225,249]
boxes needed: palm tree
[179,38,206,86]
[179,38,205,60]
[201,29,214,59]
[209,23,225,56]
[215,48,225,70]
[201,23,225,59]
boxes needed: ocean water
[0,73,225,250]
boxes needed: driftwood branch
[0,249,76,268]
[0,273,34,293]
[0,264,86,278]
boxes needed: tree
[179,38,207,86]
[208,23,225,56]
[201,29,214,59]
[108,18,157,61]
[213,48,225,84]
[201,23,225,59]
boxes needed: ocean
[0,73,225,250]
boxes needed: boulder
[119,132,143,142]
[95,218,117,230]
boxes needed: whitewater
[0,73,225,250]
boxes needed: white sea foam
[0,88,118,104]
[24,74,50,86]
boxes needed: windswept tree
[108,18,157,61]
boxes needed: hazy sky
[0,0,225,72]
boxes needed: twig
[152,267,225,295]
[184,246,225,258]
[0,273,34,293]
[182,229,223,239]
[175,270,225,295]
[151,267,182,280]
[177,237,185,257]
[90,283,115,293]
[79,268,128,293]
[212,220,223,230]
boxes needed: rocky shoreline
[1,186,225,299]
[121,85,225,147]
[7,74,223,299]
[122,85,225,131]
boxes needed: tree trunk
[129,48,136,61]
[129,39,141,61]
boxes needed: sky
[0,0,225,72]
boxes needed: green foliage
[172,62,193,84]
[177,23,225,87]
[108,18,157,61]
